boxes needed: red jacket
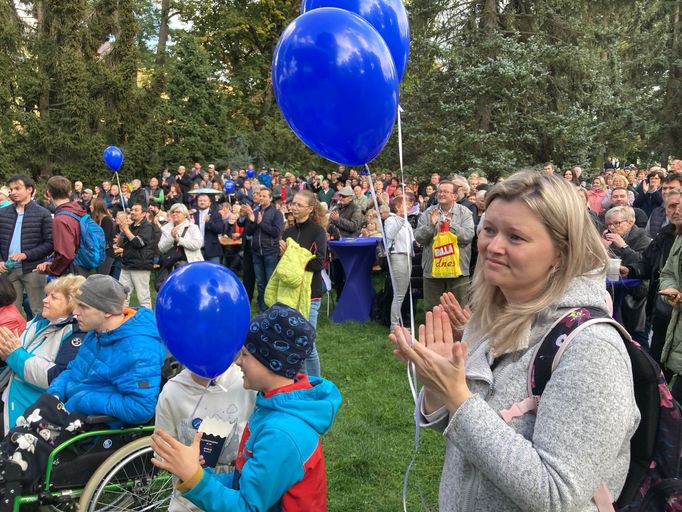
[0,305,27,335]
[51,201,86,276]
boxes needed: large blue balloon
[246,169,256,178]
[103,146,124,172]
[224,179,236,193]
[301,0,410,81]
[272,8,399,166]
[155,262,250,379]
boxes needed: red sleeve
[50,216,80,276]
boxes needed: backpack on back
[56,211,106,270]
[499,306,682,512]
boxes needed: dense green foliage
[0,0,679,184]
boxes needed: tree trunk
[663,0,682,161]
[156,0,171,67]
[476,0,498,131]
[35,0,52,178]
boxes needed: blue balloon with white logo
[224,180,236,193]
[103,146,124,172]
[155,262,250,378]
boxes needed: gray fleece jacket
[418,275,640,512]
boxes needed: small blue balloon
[246,169,256,178]
[155,263,251,378]
[272,8,399,166]
[224,180,236,193]
[103,146,124,172]
[301,0,410,81]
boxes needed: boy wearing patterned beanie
[151,302,342,512]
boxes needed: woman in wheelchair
[0,274,165,499]
[0,275,86,434]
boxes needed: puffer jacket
[47,307,165,425]
[1,315,84,431]
[265,239,315,318]
[660,234,682,373]
[0,201,53,273]
[419,275,639,512]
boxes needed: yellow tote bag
[431,220,462,278]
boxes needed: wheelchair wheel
[78,436,173,511]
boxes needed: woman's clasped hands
[389,305,472,414]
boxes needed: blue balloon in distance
[224,180,236,193]
[103,146,124,172]
[246,169,256,178]
[272,8,399,166]
[155,262,251,379]
[301,0,410,81]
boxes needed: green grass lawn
[316,302,444,511]
[136,277,444,511]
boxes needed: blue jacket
[47,307,165,424]
[182,375,341,512]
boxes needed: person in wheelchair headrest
[47,274,165,425]
[0,274,86,433]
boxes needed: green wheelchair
[0,416,173,512]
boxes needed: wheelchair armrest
[84,415,116,425]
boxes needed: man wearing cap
[79,189,93,211]
[47,274,165,425]
[329,186,362,238]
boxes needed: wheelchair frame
[4,424,172,511]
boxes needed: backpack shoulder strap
[499,307,629,423]
[55,210,83,221]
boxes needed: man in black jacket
[116,204,154,309]
[0,175,52,315]
[244,188,283,311]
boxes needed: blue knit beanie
[244,303,315,379]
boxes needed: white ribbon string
[112,171,127,210]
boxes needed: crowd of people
[0,157,679,509]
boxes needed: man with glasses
[415,180,475,310]
[598,187,647,230]
[602,205,651,342]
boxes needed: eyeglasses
[606,220,627,228]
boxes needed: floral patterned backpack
[499,307,682,512]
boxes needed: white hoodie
[155,366,256,512]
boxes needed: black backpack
[500,307,682,511]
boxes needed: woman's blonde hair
[611,175,629,188]
[44,275,86,313]
[468,171,608,355]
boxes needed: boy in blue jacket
[151,302,342,512]
[48,274,166,424]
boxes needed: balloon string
[189,379,212,422]
[113,170,127,210]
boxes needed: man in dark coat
[193,194,224,263]
[0,175,52,315]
